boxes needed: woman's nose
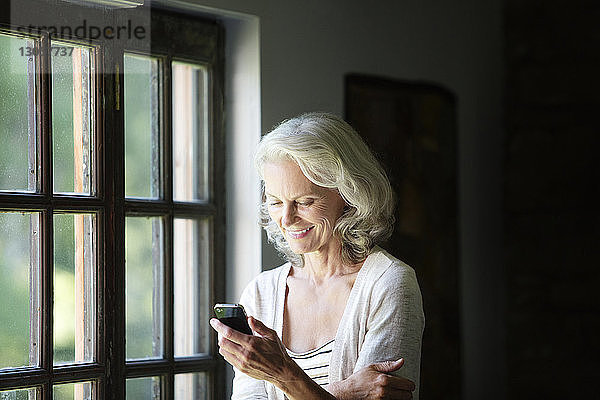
[281,203,297,226]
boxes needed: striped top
[286,339,335,386]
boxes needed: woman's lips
[286,226,314,239]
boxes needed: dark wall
[346,75,461,399]
[504,1,600,398]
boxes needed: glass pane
[172,62,209,201]
[53,213,96,365]
[0,33,38,192]
[126,216,163,359]
[175,372,208,400]
[0,387,39,399]
[126,376,160,400]
[0,212,40,370]
[52,42,95,195]
[174,218,211,357]
[124,54,160,199]
[53,382,94,400]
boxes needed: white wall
[159,1,506,398]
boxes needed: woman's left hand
[328,359,415,400]
[210,316,300,385]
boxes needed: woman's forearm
[273,361,337,400]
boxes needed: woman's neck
[300,245,363,285]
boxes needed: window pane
[126,376,160,400]
[0,212,40,370]
[174,218,211,357]
[172,62,209,202]
[126,216,163,359]
[124,54,160,199]
[175,372,208,400]
[53,382,95,400]
[53,213,96,365]
[0,33,38,193]
[52,42,95,195]
[0,387,39,399]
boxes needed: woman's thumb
[248,316,274,337]
[372,358,405,373]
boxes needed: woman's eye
[297,200,313,206]
[268,201,281,206]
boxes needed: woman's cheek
[268,208,280,224]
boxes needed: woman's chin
[288,243,315,255]
[289,246,309,255]
[290,245,328,257]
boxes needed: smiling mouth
[286,226,314,239]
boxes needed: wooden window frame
[0,1,225,399]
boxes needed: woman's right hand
[211,316,335,400]
[328,359,416,400]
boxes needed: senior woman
[210,113,424,399]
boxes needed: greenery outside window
[0,1,225,398]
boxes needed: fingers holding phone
[213,303,253,335]
[210,305,300,385]
[211,303,253,366]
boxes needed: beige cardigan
[231,247,425,400]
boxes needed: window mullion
[211,24,227,400]
[40,31,52,386]
[164,53,174,369]
[163,59,173,205]
[163,63,174,394]
[102,32,127,399]
[165,213,174,400]
[42,208,54,399]
[40,33,51,199]
[38,32,54,385]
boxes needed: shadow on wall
[345,74,461,400]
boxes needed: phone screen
[214,304,253,335]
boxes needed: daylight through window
[0,3,225,399]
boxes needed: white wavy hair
[254,112,395,266]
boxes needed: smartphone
[213,303,253,335]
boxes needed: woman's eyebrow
[265,191,319,199]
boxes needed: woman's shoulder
[238,262,291,317]
[361,247,420,296]
[253,262,291,283]
[361,248,424,316]
[366,247,416,277]
[242,262,291,297]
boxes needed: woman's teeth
[287,226,314,238]
[290,227,312,234]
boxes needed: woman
[210,113,424,399]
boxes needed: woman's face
[263,160,346,256]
